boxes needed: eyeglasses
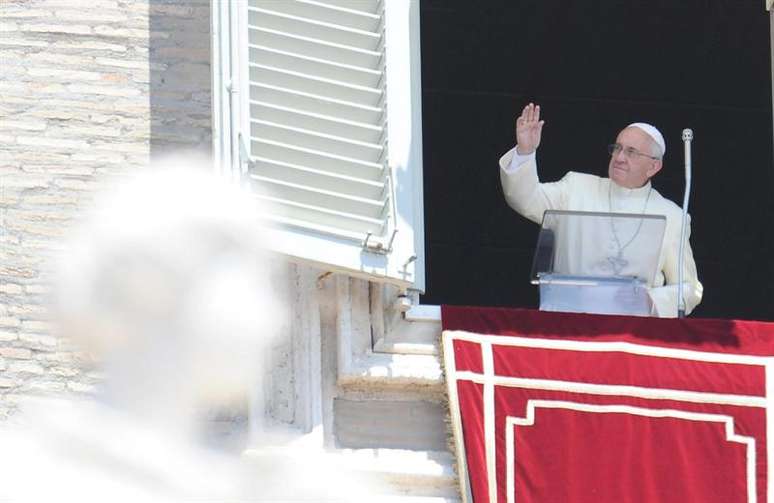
[608,143,661,160]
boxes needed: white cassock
[499,146,703,317]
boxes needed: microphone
[677,129,693,318]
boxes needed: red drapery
[442,306,774,503]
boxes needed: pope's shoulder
[649,188,685,217]
[559,171,603,185]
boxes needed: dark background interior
[419,1,774,320]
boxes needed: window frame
[211,0,425,292]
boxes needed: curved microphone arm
[678,129,693,318]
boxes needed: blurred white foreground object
[0,153,383,502]
[0,154,270,501]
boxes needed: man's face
[608,127,663,189]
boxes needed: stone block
[36,352,73,363]
[94,26,147,39]
[124,2,150,13]
[94,57,149,70]
[91,141,148,154]
[50,40,126,52]
[0,283,23,295]
[27,381,66,393]
[20,24,91,35]
[0,234,21,245]
[28,52,93,66]
[54,10,127,23]
[0,378,18,389]
[0,317,21,328]
[87,113,119,124]
[0,9,53,20]
[22,192,81,205]
[54,178,97,190]
[7,221,66,238]
[0,38,48,48]
[48,0,119,10]
[333,398,448,451]
[2,393,26,404]
[0,119,47,131]
[33,97,115,113]
[148,31,171,40]
[86,370,106,380]
[51,124,122,138]
[0,174,52,188]
[0,331,18,342]
[111,98,151,115]
[50,366,78,377]
[26,108,79,120]
[0,347,32,359]
[17,136,89,150]
[66,84,142,98]
[0,81,30,94]
[27,67,102,81]
[155,46,209,63]
[8,361,46,375]
[67,381,96,393]
[149,4,193,17]
[24,285,51,295]
[19,334,58,348]
[10,306,50,319]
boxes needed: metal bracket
[362,229,398,255]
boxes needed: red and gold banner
[442,306,774,503]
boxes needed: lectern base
[539,277,654,317]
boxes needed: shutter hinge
[238,133,253,167]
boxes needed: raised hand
[515,103,545,155]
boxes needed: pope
[499,103,703,317]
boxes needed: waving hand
[515,103,545,155]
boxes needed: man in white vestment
[499,103,703,317]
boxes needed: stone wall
[0,0,212,420]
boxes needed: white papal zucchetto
[628,122,666,157]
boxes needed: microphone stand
[678,129,693,318]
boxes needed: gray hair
[649,139,664,160]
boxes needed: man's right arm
[499,103,570,223]
[499,146,569,224]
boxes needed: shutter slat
[257,194,385,236]
[248,26,381,68]
[250,121,383,162]
[249,64,382,107]
[300,0,382,17]
[265,214,377,243]
[248,8,381,50]
[249,45,381,88]
[250,101,382,144]
[255,176,386,218]
[250,139,383,181]
[250,85,383,125]
[249,157,384,199]
[249,0,381,32]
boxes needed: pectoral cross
[607,252,628,275]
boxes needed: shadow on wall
[149,0,213,158]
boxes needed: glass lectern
[531,210,667,317]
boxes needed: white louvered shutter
[214,0,425,290]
